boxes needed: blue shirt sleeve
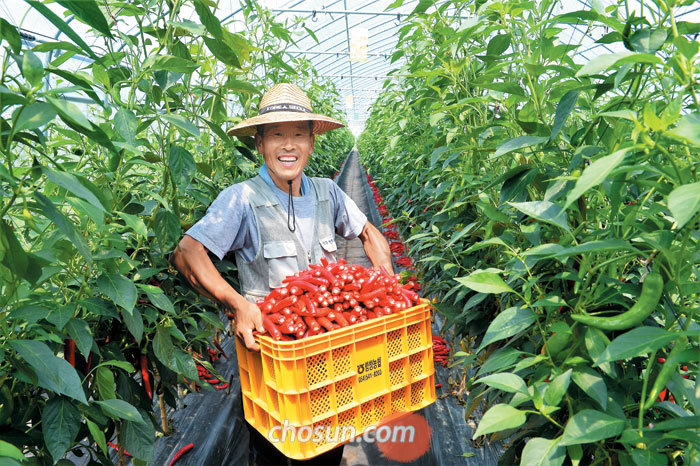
[327,179,368,240]
[185,184,256,261]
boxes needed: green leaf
[46,96,92,130]
[0,18,21,53]
[25,1,97,59]
[153,326,176,370]
[144,288,175,314]
[98,360,135,373]
[519,437,566,466]
[122,415,155,461]
[584,328,617,378]
[117,211,148,237]
[0,439,25,461]
[97,272,137,314]
[114,108,138,144]
[564,148,630,209]
[473,404,527,438]
[0,219,29,278]
[194,0,222,39]
[22,51,44,87]
[154,209,181,250]
[544,239,633,258]
[42,396,81,463]
[169,145,196,191]
[173,349,199,380]
[576,51,632,76]
[15,102,57,132]
[34,192,93,265]
[162,114,200,137]
[667,112,700,146]
[630,28,667,54]
[64,318,93,359]
[96,366,116,400]
[476,372,528,394]
[9,340,87,404]
[487,34,511,55]
[144,55,199,73]
[86,419,108,456]
[560,409,625,446]
[42,167,108,213]
[629,449,668,466]
[594,327,677,366]
[455,270,513,294]
[121,306,143,343]
[479,307,537,351]
[544,369,572,406]
[509,201,570,232]
[668,182,700,229]
[202,36,241,67]
[572,366,607,410]
[551,90,579,140]
[54,0,111,37]
[492,136,548,159]
[95,399,144,423]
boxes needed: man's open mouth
[278,156,298,166]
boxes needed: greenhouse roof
[3,0,700,135]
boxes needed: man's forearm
[358,222,394,274]
[170,235,246,310]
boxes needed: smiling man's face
[256,120,315,195]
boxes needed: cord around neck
[287,180,296,232]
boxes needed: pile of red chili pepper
[257,258,422,341]
[433,335,450,367]
[366,173,413,269]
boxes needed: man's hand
[232,298,266,352]
[358,221,394,274]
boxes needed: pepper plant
[0,0,352,464]
[359,0,699,463]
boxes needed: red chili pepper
[214,383,229,390]
[85,352,93,373]
[212,339,229,361]
[141,353,153,400]
[108,442,133,457]
[657,357,666,363]
[168,443,194,466]
[333,312,349,327]
[268,313,286,325]
[288,280,319,294]
[303,315,321,332]
[64,339,76,368]
[435,384,442,388]
[272,296,297,313]
[317,316,335,331]
[262,316,282,340]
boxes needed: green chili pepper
[571,272,663,330]
[643,337,694,410]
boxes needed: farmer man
[170,83,393,465]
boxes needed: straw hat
[227,83,345,136]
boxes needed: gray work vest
[235,175,337,302]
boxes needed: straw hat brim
[227,112,345,136]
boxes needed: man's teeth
[279,157,297,162]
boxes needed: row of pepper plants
[359,0,699,464]
[0,0,353,463]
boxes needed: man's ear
[255,133,262,153]
[310,134,315,151]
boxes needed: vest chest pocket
[319,236,337,263]
[263,241,299,289]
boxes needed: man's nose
[282,135,295,149]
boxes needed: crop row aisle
[1,0,699,465]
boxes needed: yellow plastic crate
[235,299,436,460]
